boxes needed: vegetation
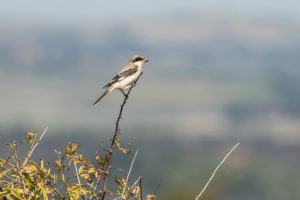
[0,74,239,200]
[0,74,155,200]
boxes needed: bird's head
[129,55,149,64]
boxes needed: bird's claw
[121,90,127,97]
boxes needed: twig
[195,142,240,200]
[121,150,139,197]
[1,171,22,184]
[0,166,18,176]
[23,127,48,167]
[68,141,81,185]
[91,175,101,199]
[74,158,81,185]
[111,151,139,200]
[0,147,15,171]
[11,141,28,198]
[139,177,143,200]
[21,127,47,198]
[73,161,81,185]
[87,169,102,199]
[48,183,65,200]
[0,158,16,168]
[130,176,142,190]
[111,166,127,173]
[153,180,162,198]
[28,127,48,158]
[99,73,143,200]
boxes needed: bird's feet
[121,90,128,98]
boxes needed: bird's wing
[102,65,138,88]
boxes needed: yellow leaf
[132,186,140,194]
[10,189,23,200]
[147,194,156,200]
[27,132,34,137]
[23,164,38,174]
[41,186,49,200]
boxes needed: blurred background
[1,0,300,199]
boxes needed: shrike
[92,55,149,105]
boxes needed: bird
[92,55,149,105]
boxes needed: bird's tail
[92,90,110,106]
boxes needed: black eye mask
[134,57,144,62]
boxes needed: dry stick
[99,73,143,200]
[73,158,81,185]
[28,127,48,158]
[48,183,65,200]
[23,127,48,167]
[68,141,81,185]
[11,141,28,198]
[139,177,143,200]
[121,150,139,196]
[112,150,139,200]
[20,127,47,198]
[1,145,16,171]
[0,158,16,168]
[87,169,104,200]
[91,175,102,198]
[194,142,240,200]
[112,166,127,173]
[153,180,162,199]
[130,176,142,190]
[1,165,18,176]
[1,170,22,184]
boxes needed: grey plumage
[93,55,148,106]
[102,66,138,89]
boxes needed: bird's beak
[144,58,149,62]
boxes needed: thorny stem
[99,73,143,200]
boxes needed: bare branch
[121,150,139,197]
[28,127,48,158]
[99,73,143,200]
[153,180,162,199]
[48,182,65,199]
[23,127,48,167]
[195,142,240,200]
[139,177,143,200]
[69,141,81,185]
[130,176,142,191]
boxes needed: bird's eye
[134,57,143,62]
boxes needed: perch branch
[99,73,143,200]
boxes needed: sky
[1,0,300,23]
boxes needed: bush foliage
[0,130,154,200]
